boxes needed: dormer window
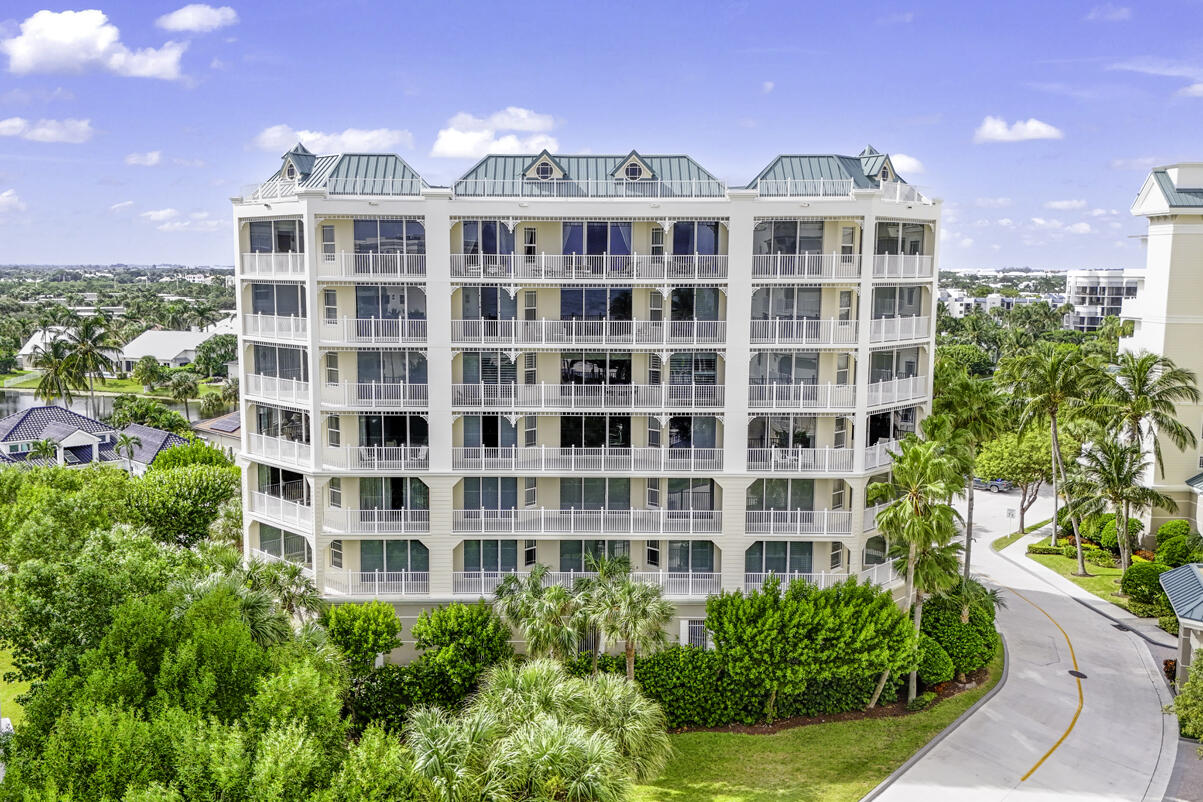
[625,163,644,181]
[285,164,297,180]
[535,162,554,180]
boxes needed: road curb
[859,632,1011,801]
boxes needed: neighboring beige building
[1064,268,1144,333]
[1126,164,1203,530]
[233,144,938,642]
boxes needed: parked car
[973,477,1014,493]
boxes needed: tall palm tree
[594,579,675,681]
[27,438,58,465]
[114,432,141,472]
[169,371,200,421]
[575,553,633,673]
[1098,350,1199,478]
[997,341,1099,548]
[868,436,963,702]
[495,565,580,660]
[63,316,120,418]
[31,338,80,407]
[890,537,961,687]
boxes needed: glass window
[797,221,823,253]
[667,540,712,571]
[865,536,887,565]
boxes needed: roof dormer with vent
[281,143,316,182]
[523,150,567,181]
[611,150,655,182]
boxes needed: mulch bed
[675,666,991,735]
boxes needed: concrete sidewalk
[870,490,1179,801]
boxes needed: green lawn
[0,649,29,727]
[633,651,1004,802]
[1026,549,1128,611]
[991,517,1052,552]
[5,375,222,400]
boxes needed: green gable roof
[746,152,889,190]
[455,153,724,197]
[1152,170,1203,208]
[253,150,426,197]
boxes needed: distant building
[1064,268,1144,332]
[0,406,186,475]
[119,329,215,372]
[193,410,240,455]
[16,327,68,369]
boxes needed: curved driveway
[870,489,1178,801]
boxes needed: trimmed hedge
[1085,547,1117,568]
[917,634,955,687]
[1100,518,1143,552]
[1157,519,1191,546]
[1121,562,1171,605]
[1027,545,1064,555]
[1155,535,1203,569]
[920,595,998,677]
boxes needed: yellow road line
[1007,586,1084,782]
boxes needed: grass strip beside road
[991,517,1052,552]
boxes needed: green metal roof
[1160,563,1203,624]
[745,152,884,189]
[1152,170,1203,208]
[284,143,316,177]
[254,148,426,197]
[455,153,724,197]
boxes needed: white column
[852,213,876,475]
[423,189,453,473]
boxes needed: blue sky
[0,1,1201,268]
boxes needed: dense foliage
[150,439,234,471]
[323,601,403,676]
[917,634,956,687]
[919,594,999,678]
[1157,519,1192,545]
[106,394,191,435]
[125,464,241,547]
[1169,649,1203,747]
[1099,517,1143,553]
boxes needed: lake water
[0,390,189,420]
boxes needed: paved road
[871,489,1180,802]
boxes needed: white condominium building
[233,144,938,640]
[1064,268,1144,332]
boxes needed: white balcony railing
[859,562,902,587]
[246,433,312,466]
[320,318,428,344]
[449,319,726,346]
[748,383,855,409]
[324,507,431,534]
[879,181,932,205]
[744,571,856,592]
[450,570,720,597]
[868,315,930,343]
[745,509,854,536]
[241,177,423,200]
[755,178,854,198]
[865,439,900,470]
[318,252,427,279]
[747,447,855,473]
[451,446,723,473]
[244,374,310,405]
[451,508,721,535]
[243,314,308,341]
[749,318,858,345]
[247,547,314,577]
[247,491,313,529]
[324,446,430,471]
[241,252,305,277]
[750,253,861,280]
[863,502,889,531]
[321,382,429,409]
[449,253,728,281]
[872,254,934,278]
[325,570,430,598]
[451,383,724,410]
[453,178,726,199]
[866,375,928,407]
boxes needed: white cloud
[890,153,924,175]
[972,218,991,227]
[761,81,774,94]
[959,237,974,248]
[0,188,26,214]
[1066,222,1092,233]
[156,5,239,33]
[1030,217,1063,230]
[158,218,222,232]
[125,150,162,166]
[0,116,93,143]
[173,157,206,167]
[431,107,559,158]
[189,211,210,220]
[1110,156,1160,170]
[975,196,1012,208]
[1044,199,1086,210]
[140,208,178,222]
[1086,3,1131,21]
[1089,208,1119,217]
[253,124,414,153]
[997,218,1014,227]
[973,116,1064,143]
[1180,83,1203,97]
[108,200,134,212]
[0,10,187,80]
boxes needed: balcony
[325,570,430,598]
[755,178,854,198]
[451,383,725,411]
[242,252,305,278]
[247,491,313,529]
[244,374,310,405]
[452,178,726,199]
[317,252,426,279]
[451,508,722,535]
[324,507,431,535]
[449,253,728,281]
[321,382,428,409]
[319,318,428,345]
[748,383,855,410]
[747,447,854,473]
[745,509,853,537]
[864,439,899,471]
[744,563,900,593]
[241,177,422,201]
[244,314,308,342]
[868,315,930,343]
[449,319,726,347]
[749,319,858,346]
[451,446,723,473]
[878,181,932,205]
[248,547,314,577]
[451,570,721,598]
[872,254,934,279]
[863,502,888,531]
[866,375,928,407]
[324,445,430,472]
[750,253,861,280]
[246,433,312,467]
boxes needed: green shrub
[1160,615,1180,636]
[1056,506,1074,538]
[409,602,513,703]
[1085,548,1116,568]
[920,595,997,677]
[1121,562,1171,605]
[323,601,402,676]
[1157,535,1195,568]
[1169,649,1203,738]
[1027,545,1064,555]
[124,464,240,547]
[636,646,757,728]
[347,661,440,732]
[917,634,954,687]
[1062,544,1079,559]
[1082,513,1112,542]
[150,439,232,471]
[1099,517,1143,552]
[906,690,937,712]
[1157,519,1192,546]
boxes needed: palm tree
[27,438,58,465]
[63,316,120,418]
[997,341,1098,548]
[260,561,325,622]
[891,537,961,686]
[114,432,141,472]
[868,436,963,702]
[169,371,200,421]
[575,553,633,673]
[494,565,580,660]
[940,575,1007,625]
[31,338,80,407]
[594,579,675,681]
[1098,350,1199,478]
